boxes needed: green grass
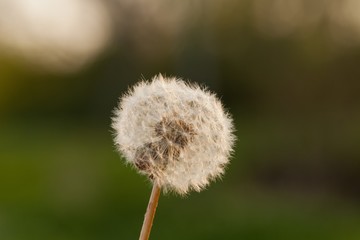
[0,121,359,240]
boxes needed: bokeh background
[1,0,360,239]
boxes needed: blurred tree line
[0,0,359,199]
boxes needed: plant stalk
[139,184,161,240]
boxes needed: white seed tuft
[112,74,236,195]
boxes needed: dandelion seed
[112,74,235,194]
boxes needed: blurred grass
[0,119,359,240]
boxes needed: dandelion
[112,74,235,239]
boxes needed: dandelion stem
[139,184,161,240]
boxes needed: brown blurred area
[0,0,359,239]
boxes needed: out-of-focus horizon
[0,0,359,239]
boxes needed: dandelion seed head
[112,74,235,194]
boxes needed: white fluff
[112,74,235,194]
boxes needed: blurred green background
[1,0,360,239]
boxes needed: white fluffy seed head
[112,74,235,195]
